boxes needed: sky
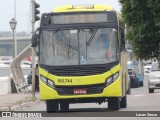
[0,0,121,33]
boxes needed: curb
[0,100,40,111]
[0,107,10,111]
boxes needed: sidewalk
[0,92,40,111]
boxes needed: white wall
[0,77,11,95]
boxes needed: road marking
[131,94,144,97]
[130,93,160,97]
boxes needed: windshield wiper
[87,28,98,46]
[60,29,72,58]
[60,29,71,47]
[52,31,58,57]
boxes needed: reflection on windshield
[39,28,119,66]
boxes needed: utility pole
[14,0,17,57]
[31,0,40,98]
[31,0,36,98]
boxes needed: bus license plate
[73,89,87,94]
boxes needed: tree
[120,0,160,62]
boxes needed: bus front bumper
[40,78,122,100]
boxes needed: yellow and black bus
[33,4,129,112]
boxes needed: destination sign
[51,13,115,24]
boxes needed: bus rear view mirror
[120,28,125,51]
[31,27,40,47]
[32,33,38,47]
[120,39,125,51]
[120,28,124,40]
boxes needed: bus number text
[58,79,72,83]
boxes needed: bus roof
[54,4,114,12]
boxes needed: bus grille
[52,67,108,76]
[41,61,119,76]
[55,84,105,95]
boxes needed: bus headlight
[40,76,55,88]
[105,72,119,86]
[113,72,119,81]
[48,79,55,88]
[40,76,47,83]
[106,77,112,85]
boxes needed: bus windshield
[39,28,119,66]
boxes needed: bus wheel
[60,102,69,111]
[108,97,120,110]
[120,95,127,108]
[46,100,58,112]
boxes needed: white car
[0,60,11,67]
[0,63,10,67]
[148,62,160,93]
[0,60,32,68]
[21,61,32,68]
[144,63,152,73]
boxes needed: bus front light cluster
[105,72,119,86]
[48,79,55,88]
[40,76,47,83]
[40,76,55,88]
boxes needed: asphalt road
[19,73,160,119]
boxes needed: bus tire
[60,102,69,111]
[120,95,127,108]
[46,100,59,112]
[108,97,120,110]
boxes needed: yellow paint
[39,64,122,100]
[54,4,113,13]
[39,64,120,86]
